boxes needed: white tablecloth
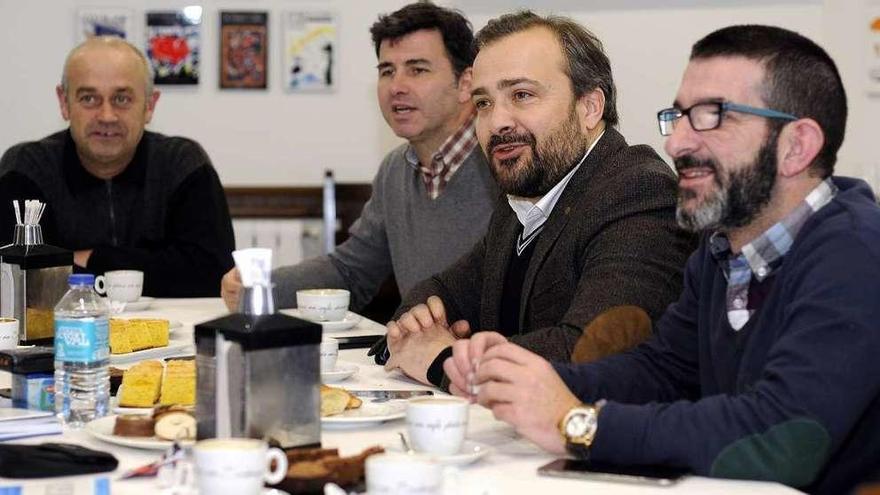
[0,298,802,494]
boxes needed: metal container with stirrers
[0,200,73,344]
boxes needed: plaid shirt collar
[710,178,836,331]
[710,178,837,280]
[404,113,478,199]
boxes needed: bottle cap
[68,273,95,286]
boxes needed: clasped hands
[383,296,471,385]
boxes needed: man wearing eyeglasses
[445,25,880,493]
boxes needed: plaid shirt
[710,178,837,330]
[405,113,478,200]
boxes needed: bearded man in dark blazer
[374,12,697,388]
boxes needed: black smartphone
[538,458,688,487]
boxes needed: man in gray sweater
[221,3,498,312]
[380,12,696,387]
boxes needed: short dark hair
[474,11,618,127]
[691,25,847,177]
[370,1,475,79]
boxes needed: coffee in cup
[406,396,469,456]
[193,438,287,495]
[296,288,349,322]
[95,270,143,303]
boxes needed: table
[0,298,802,494]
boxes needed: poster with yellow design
[282,11,337,93]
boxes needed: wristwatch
[558,400,605,458]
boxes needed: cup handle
[264,447,288,485]
[94,276,106,296]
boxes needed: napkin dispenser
[0,207,73,345]
[194,312,322,448]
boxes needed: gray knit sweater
[272,143,499,311]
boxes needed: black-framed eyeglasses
[657,101,798,136]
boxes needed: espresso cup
[296,288,349,322]
[366,453,444,495]
[406,396,469,456]
[0,317,18,350]
[95,270,143,303]
[193,438,287,495]
[320,337,339,372]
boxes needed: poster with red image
[146,9,202,85]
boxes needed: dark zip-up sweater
[555,177,880,494]
[0,130,234,297]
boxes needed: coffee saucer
[321,362,359,383]
[281,309,362,331]
[385,440,491,466]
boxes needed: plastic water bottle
[53,273,110,427]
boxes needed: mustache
[674,155,717,174]
[487,132,536,155]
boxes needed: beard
[675,130,779,232]
[486,106,586,198]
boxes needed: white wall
[1,0,876,189]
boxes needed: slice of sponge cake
[119,360,163,408]
[160,359,196,406]
[108,318,170,354]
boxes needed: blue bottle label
[54,318,109,363]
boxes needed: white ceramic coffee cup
[366,453,444,495]
[193,438,287,495]
[296,288,349,322]
[95,270,143,302]
[406,396,469,456]
[320,337,339,372]
[0,317,18,350]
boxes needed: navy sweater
[555,177,880,494]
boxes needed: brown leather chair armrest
[571,305,652,363]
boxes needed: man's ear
[56,85,70,121]
[144,90,160,124]
[575,88,605,133]
[777,118,824,178]
[456,67,473,104]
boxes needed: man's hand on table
[384,296,471,385]
[446,333,580,455]
[444,331,509,398]
[220,268,242,311]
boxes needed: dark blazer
[395,127,697,362]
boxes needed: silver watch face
[565,413,589,437]
[565,409,596,438]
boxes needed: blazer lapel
[481,211,521,330]
[516,129,625,329]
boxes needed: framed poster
[77,8,133,42]
[282,11,337,93]
[146,10,201,85]
[220,11,268,90]
[869,6,880,96]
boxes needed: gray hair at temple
[60,36,155,98]
[474,11,619,127]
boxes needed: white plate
[321,400,406,428]
[109,340,194,365]
[321,362,359,383]
[385,440,492,466]
[281,309,362,332]
[110,297,155,313]
[85,415,194,450]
